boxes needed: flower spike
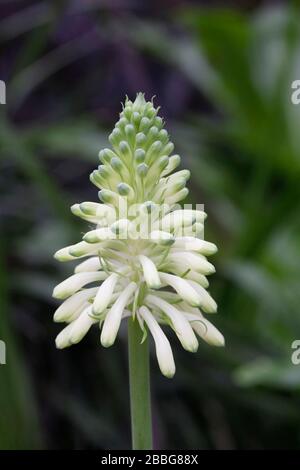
[53,93,223,377]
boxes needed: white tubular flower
[173,237,217,255]
[167,252,215,275]
[184,312,225,347]
[159,272,201,307]
[55,306,97,349]
[149,230,175,245]
[53,93,223,376]
[53,271,107,300]
[53,287,98,323]
[92,273,119,314]
[139,255,161,289]
[100,282,137,347]
[54,241,101,259]
[139,306,175,378]
[146,295,199,352]
[83,227,115,243]
[187,280,218,313]
[55,323,75,349]
[74,257,101,273]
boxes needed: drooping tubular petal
[68,241,103,257]
[139,306,175,378]
[74,257,101,273]
[160,262,209,288]
[53,287,98,322]
[187,280,217,313]
[67,306,97,345]
[150,230,175,245]
[182,270,209,287]
[55,306,97,348]
[53,271,107,300]
[167,252,215,275]
[176,222,203,238]
[65,302,89,323]
[139,255,161,289]
[173,237,217,255]
[165,187,189,206]
[159,272,201,307]
[155,290,182,304]
[93,273,119,314]
[174,209,206,222]
[146,294,198,352]
[101,282,137,347]
[158,211,196,233]
[54,246,77,262]
[55,323,75,349]
[80,202,115,220]
[83,227,115,243]
[184,313,224,347]
[161,154,181,177]
[71,204,105,224]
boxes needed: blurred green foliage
[1,1,300,449]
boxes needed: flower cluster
[53,93,224,378]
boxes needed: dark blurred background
[1,0,300,450]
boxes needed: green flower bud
[158,156,169,170]
[136,132,146,146]
[145,103,157,119]
[110,157,123,172]
[116,117,128,129]
[147,141,163,164]
[99,148,115,164]
[161,154,181,176]
[154,116,163,129]
[140,117,151,132]
[158,129,168,144]
[166,187,189,205]
[146,156,169,183]
[132,112,141,126]
[162,142,174,156]
[98,189,116,205]
[165,178,186,197]
[148,126,159,142]
[125,124,135,146]
[123,106,133,120]
[137,163,148,177]
[98,165,111,179]
[117,182,133,197]
[109,128,122,146]
[131,93,145,112]
[140,201,158,214]
[80,201,101,215]
[110,219,132,235]
[168,169,190,182]
[134,148,146,163]
[90,171,106,190]
[119,140,131,158]
[70,204,82,217]
[110,157,130,181]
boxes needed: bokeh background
[1,0,300,450]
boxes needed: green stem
[128,317,153,450]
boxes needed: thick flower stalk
[53,93,224,381]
